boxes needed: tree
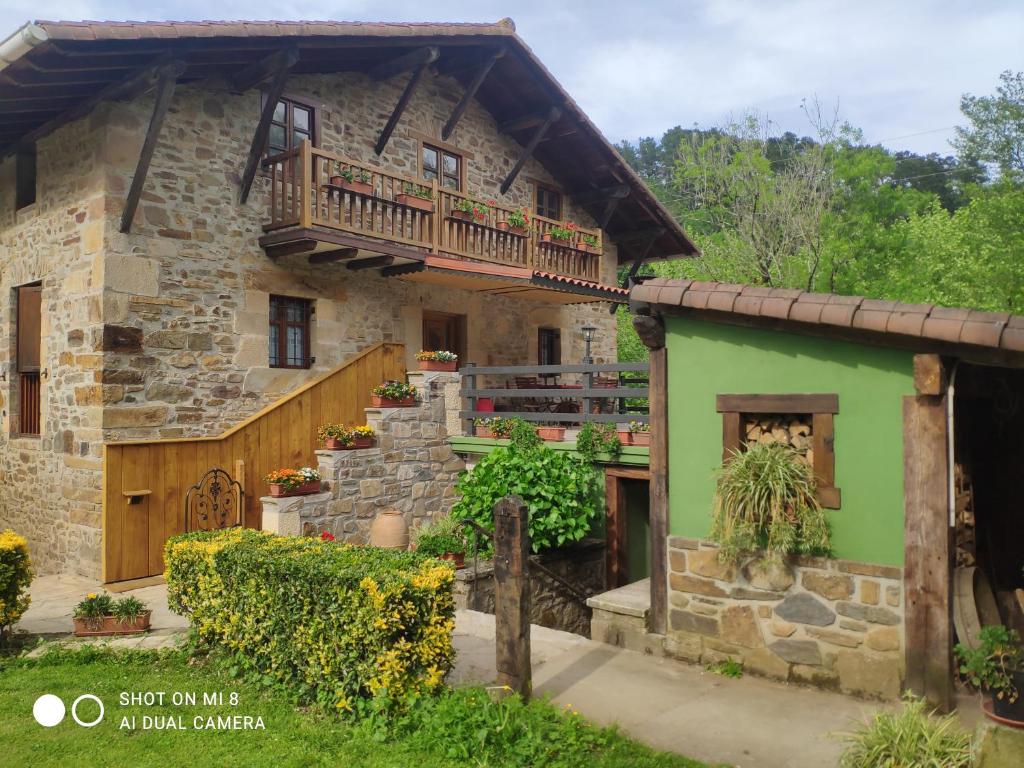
[953,70,1024,180]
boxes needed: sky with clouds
[3,0,1021,155]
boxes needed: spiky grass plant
[839,696,972,768]
[710,442,830,564]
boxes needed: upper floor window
[269,295,313,369]
[535,184,562,220]
[265,97,316,155]
[15,145,36,210]
[422,144,462,190]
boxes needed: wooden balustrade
[101,342,405,583]
[262,140,604,282]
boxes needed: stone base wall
[666,538,905,700]
[454,540,606,637]
[262,371,464,541]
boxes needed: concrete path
[20,576,875,767]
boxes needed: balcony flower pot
[323,437,350,451]
[329,174,345,186]
[439,551,466,569]
[450,209,473,222]
[617,429,632,445]
[269,480,321,497]
[629,431,651,446]
[536,426,566,442]
[496,221,509,231]
[542,233,571,246]
[341,179,372,196]
[396,193,434,213]
[418,359,458,372]
[576,242,591,253]
[475,426,495,438]
[73,611,152,637]
[371,394,416,408]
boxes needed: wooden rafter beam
[230,45,300,93]
[0,56,186,161]
[599,197,622,229]
[120,64,182,233]
[500,106,561,195]
[369,46,440,81]
[441,49,503,140]
[374,49,439,156]
[571,183,631,206]
[499,109,562,134]
[615,225,666,245]
[238,51,299,204]
[347,255,395,271]
[266,239,318,258]
[308,248,358,264]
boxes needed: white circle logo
[33,694,66,727]
[71,694,104,727]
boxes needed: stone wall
[665,539,905,700]
[454,540,606,636]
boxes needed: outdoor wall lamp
[581,325,597,365]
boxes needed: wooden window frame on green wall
[716,393,841,509]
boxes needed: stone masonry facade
[0,64,619,577]
[664,539,905,700]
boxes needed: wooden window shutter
[17,284,42,373]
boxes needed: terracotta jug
[369,509,409,549]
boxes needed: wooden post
[462,362,476,437]
[903,388,953,710]
[299,140,312,229]
[494,494,531,700]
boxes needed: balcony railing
[263,141,603,282]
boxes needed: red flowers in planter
[320,531,336,542]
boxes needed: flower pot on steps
[371,394,416,408]
[418,359,458,372]
[269,480,321,497]
[73,611,152,637]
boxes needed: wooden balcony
[260,141,604,282]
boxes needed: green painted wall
[666,317,917,566]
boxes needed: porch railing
[262,141,603,282]
[458,362,649,436]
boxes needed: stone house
[0,20,695,582]
[611,277,1024,707]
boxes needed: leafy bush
[575,422,621,462]
[955,625,1023,703]
[710,442,830,564]
[0,530,32,644]
[165,528,455,713]
[453,427,601,553]
[839,697,972,768]
[412,515,469,558]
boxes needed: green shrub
[575,422,621,462]
[412,515,469,558]
[453,431,601,553]
[0,530,32,644]
[839,697,972,768]
[710,442,830,564]
[955,625,1023,703]
[164,528,455,713]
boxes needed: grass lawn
[0,646,713,768]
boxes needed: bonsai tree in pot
[415,350,459,372]
[956,625,1024,723]
[710,442,830,565]
[411,514,469,569]
[371,380,418,407]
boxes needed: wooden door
[422,311,466,360]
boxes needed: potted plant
[415,350,459,372]
[451,197,489,223]
[618,420,651,446]
[396,182,435,213]
[317,423,353,451]
[264,467,322,497]
[577,233,599,253]
[412,514,469,569]
[329,161,345,187]
[337,167,372,195]
[498,207,530,236]
[73,593,151,636]
[349,424,376,448]
[542,221,576,244]
[956,625,1024,723]
[473,416,513,439]
[371,380,418,408]
[535,423,566,442]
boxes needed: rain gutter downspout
[0,22,48,73]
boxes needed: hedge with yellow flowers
[164,528,455,713]
[0,529,32,643]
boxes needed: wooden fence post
[461,362,476,437]
[494,494,531,700]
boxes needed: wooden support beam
[913,354,948,396]
[347,255,395,271]
[1,57,186,161]
[493,494,531,700]
[238,54,297,204]
[499,109,561,134]
[571,183,631,206]
[119,65,181,233]
[266,239,318,258]
[500,106,561,194]
[441,49,503,140]
[599,197,621,229]
[308,248,358,264]
[230,45,300,93]
[369,46,440,81]
[903,393,954,711]
[374,50,439,155]
[616,226,666,245]
[640,315,669,636]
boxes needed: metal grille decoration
[184,468,244,532]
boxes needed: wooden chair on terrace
[512,376,546,412]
